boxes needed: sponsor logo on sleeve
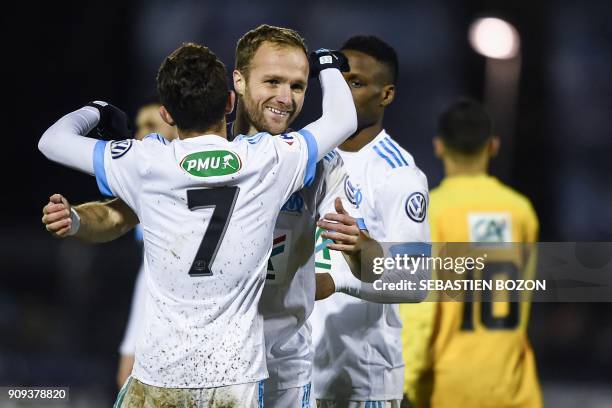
[405,192,427,222]
[344,176,362,208]
[110,139,133,159]
[180,150,242,177]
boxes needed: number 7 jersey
[93,130,317,388]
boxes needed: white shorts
[264,383,314,408]
[317,400,401,408]
[115,377,264,407]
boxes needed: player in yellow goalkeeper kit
[400,99,542,408]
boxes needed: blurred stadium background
[2,0,611,406]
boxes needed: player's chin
[265,119,291,135]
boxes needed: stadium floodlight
[469,17,520,60]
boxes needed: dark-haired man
[311,35,431,408]
[39,42,356,406]
[401,99,541,408]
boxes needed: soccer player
[38,42,357,407]
[400,99,542,407]
[310,36,431,408]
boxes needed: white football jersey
[93,130,316,388]
[310,130,430,400]
[262,150,358,391]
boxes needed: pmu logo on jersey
[180,150,242,177]
[344,176,362,208]
[405,192,427,223]
[280,133,294,145]
[110,139,133,159]
[468,213,512,242]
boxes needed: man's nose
[274,85,292,106]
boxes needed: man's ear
[433,137,445,158]
[380,84,395,107]
[225,90,236,115]
[488,136,501,158]
[233,69,246,96]
[159,106,175,127]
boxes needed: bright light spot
[469,17,520,59]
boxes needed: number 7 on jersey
[186,187,240,277]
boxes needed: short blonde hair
[235,24,308,77]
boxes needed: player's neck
[339,119,384,152]
[234,99,258,136]
[443,156,489,177]
[177,120,227,140]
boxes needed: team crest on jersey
[280,133,294,145]
[343,176,362,208]
[468,213,512,242]
[110,139,133,159]
[405,192,427,223]
[180,150,242,177]
[281,192,304,214]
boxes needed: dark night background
[1,0,611,406]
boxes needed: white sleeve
[119,261,147,355]
[301,69,357,161]
[368,169,431,302]
[38,107,101,175]
[329,169,432,303]
[93,138,145,212]
[270,131,312,204]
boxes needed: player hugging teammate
[39,23,538,408]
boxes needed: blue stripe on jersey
[301,384,307,408]
[244,132,267,144]
[372,145,396,168]
[298,129,318,187]
[390,242,432,257]
[323,150,337,162]
[93,140,113,196]
[379,139,404,167]
[134,224,143,242]
[315,238,334,253]
[356,217,367,231]
[144,133,168,145]
[385,137,409,166]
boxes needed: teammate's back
[100,130,314,387]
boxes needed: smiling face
[234,41,309,135]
